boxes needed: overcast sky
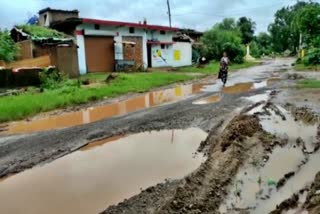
[0,0,319,33]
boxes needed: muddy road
[0,58,319,214]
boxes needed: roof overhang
[82,18,179,31]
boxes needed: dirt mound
[270,194,299,214]
[220,115,262,152]
[304,172,320,212]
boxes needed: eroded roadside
[0,59,286,180]
[2,58,320,214]
[102,92,320,214]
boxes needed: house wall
[151,44,173,67]
[50,45,79,78]
[33,44,56,58]
[151,42,192,68]
[39,11,79,27]
[17,40,33,60]
[172,42,192,67]
[75,23,182,74]
[147,31,174,42]
[76,24,149,74]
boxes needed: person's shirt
[220,57,230,66]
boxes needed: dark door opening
[147,44,152,68]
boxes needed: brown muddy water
[192,95,221,105]
[220,103,320,214]
[0,128,207,214]
[2,78,279,135]
[3,84,206,134]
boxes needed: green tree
[237,17,256,44]
[0,30,19,62]
[294,3,320,46]
[217,18,237,31]
[268,1,312,54]
[201,24,245,63]
[255,32,272,56]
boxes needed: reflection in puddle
[0,128,207,214]
[192,95,221,105]
[245,93,270,103]
[220,145,306,213]
[222,82,254,94]
[4,84,205,134]
[254,154,320,214]
[221,104,320,214]
[260,105,318,152]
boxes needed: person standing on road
[219,52,230,86]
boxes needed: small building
[178,29,203,44]
[43,8,193,74]
[10,25,79,77]
[38,7,79,28]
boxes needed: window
[129,27,135,34]
[161,44,165,49]
[94,24,100,30]
[160,30,166,35]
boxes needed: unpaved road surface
[0,58,320,214]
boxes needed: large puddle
[192,95,221,105]
[0,128,207,214]
[3,84,205,134]
[2,78,281,135]
[220,103,320,214]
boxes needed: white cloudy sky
[0,0,318,33]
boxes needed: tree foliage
[250,33,273,57]
[293,3,320,46]
[237,17,256,44]
[303,48,320,65]
[0,30,19,62]
[201,19,245,63]
[268,1,318,54]
[217,18,237,31]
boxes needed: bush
[39,68,79,91]
[303,48,320,65]
[222,42,245,63]
[0,31,20,62]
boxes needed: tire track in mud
[103,100,320,214]
[220,102,320,214]
[103,113,277,214]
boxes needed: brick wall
[33,44,56,58]
[17,40,33,60]
[122,36,143,67]
[50,45,79,78]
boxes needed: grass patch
[80,73,110,82]
[297,79,320,88]
[17,25,67,39]
[0,72,194,122]
[176,61,260,74]
[294,63,320,72]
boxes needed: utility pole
[167,0,172,27]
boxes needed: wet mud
[1,58,320,213]
[219,101,320,214]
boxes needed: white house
[39,8,193,74]
[74,18,192,74]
